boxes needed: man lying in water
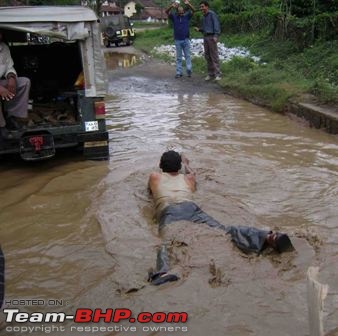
[148,150,294,285]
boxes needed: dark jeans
[152,202,230,280]
[151,203,275,282]
[159,201,229,232]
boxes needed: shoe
[187,70,192,77]
[149,272,179,286]
[0,127,13,139]
[175,74,183,78]
[205,75,212,81]
[215,75,222,81]
[6,116,22,130]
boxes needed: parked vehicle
[101,14,136,47]
[0,6,109,161]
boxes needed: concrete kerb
[287,100,338,135]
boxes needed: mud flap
[20,133,55,161]
[78,131,109,160]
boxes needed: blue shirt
[169,11,192,40]
[201,10,221,36]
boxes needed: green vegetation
[3,0,335,110]
[221,33,338,110]
[135,0,337,111]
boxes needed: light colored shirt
[152,173,193,216]
[0,42,17,79]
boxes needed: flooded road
[1,51,338,336]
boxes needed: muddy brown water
[0,52,338,336]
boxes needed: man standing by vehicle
[0,31,30,139]
[195,1,221,81]
[166,0,195,78]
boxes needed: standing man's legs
[175,40,183,77]
[204,36,220,78]
[203,37,213,77]
[208,37,221,77]
[182,38,192,76]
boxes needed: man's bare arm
[148,172,160,194]
[184,0,195,13]
[165,2,177,15]
[181,154,196,191]
[181,153,196,176]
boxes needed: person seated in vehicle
[0,30,31,139]
[147,150,294,285]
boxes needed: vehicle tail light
[95,101,105,119]
[29,136,44,152]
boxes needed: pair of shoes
[0,127,13,139]
[6,116,23,130]
[205,75,212,81]
[187,70,192,77]
[175,74,183,78]
[215,75,222,81]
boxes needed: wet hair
[160,150,182,173]
[275,233,294,253]
[199,1,209,7]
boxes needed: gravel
[153,38,261,63]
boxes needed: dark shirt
[169,11,193,40]
[201,9,221,36]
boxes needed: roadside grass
[134,27,173,52]
[134,28,338,111]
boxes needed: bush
[220,7,280,34]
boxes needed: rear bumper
[0,130,109,161]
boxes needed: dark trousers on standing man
[203,35,220,77]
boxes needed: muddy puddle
[0,54,338,336]
[104,52,140,70]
